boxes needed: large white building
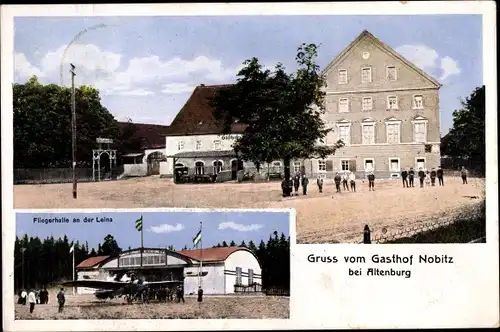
[75,246,262,295]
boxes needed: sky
[13,15,482,134]
[16,210,290,251]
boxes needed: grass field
[14,176,485,243]
[15,293,289,319]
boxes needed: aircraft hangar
[75,246,262,295]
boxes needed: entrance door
[231,159,244,180]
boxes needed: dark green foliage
[212,44,344,179]
[441,85,485,174]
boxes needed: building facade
[75,247,262,295]
[301,30,442,179]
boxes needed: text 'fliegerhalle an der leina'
[307,254,455,279]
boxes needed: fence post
[363,225,371,244]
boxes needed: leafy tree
[99,234,122,256]
[13,76,120,168]
[441,85,485,174]
[212,44,344,185]
[116,118,144,154]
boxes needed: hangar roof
[178,246,247,262]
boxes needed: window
[389,158,400,172]
[413,95,424,109]
[416,158,426,170]
[338,69,348,84]
[338,125,351,145]
[195,161,205,175]
[213,140,222,150]
[153,255,160,265]
[272,161,282,172]
[195,140,202,150]
[386,66,397,81]
[386,123,401,144]
[361,67,372,83]
[414,122,427,143]
[387,96,398,109]
[338,98,349,113]
[364,159,374,171]
[318,160,326,172]
[248,269,254,285]
[293,161,301,174]
[213,160,223,174]
[362,124,375,145]
[177,140,184,151]
[235,267,242,285]
[362,97,373,111]
[159,255,166,264]
[341,160,350,171]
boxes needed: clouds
[218,221,263,232]
[395,44,461,82]
[13,43,242,98]
[149,223,185,234]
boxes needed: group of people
[17,287,66,314]
[281,172,310,197]
[400,166,468,188]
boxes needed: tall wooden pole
[70,64,77,199]
[198,221,203,288]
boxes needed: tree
[239,240,247,247]
[13,76,120,168]
[229,240,236,247]
[99,234,122,256]
[116,118,144,154]
[441,85,485,174]
[221,241,228,247]
[212,44,344,187]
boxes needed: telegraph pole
[70,64,77,199]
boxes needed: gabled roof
[177,246,248,262]
[322,30,441,88]
[117,121,170,150]
[76,256,110,269]
[166,84,247,136]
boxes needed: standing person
[437,166,444,186]
[334,172,342,193]
[293,173,300,196]
[28,289,36,314]
[20,289,27,305]
[418,168,426,188]
[197,286,203,303]
[301,175,309,195]
[316,176,324,193]
[425,169,431,187]
[430,168,437,186]
[367,172,375,191]
[57,288,65,313]
[401,169,409,188]
[177,284,185,303]
[408,168,415,187]
[461,166,468,184]
[348,171,356,192]
[342,172,349,191]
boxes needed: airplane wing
[144,280,183,288]
[62,280,128,290]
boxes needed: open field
[15,292,289,319]
[14,176,485,243]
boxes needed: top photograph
[11,14,487,244]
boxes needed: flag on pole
[69,244,74,253]
[135,216,143,232]
[192,228,202,248]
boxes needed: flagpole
[72,243,75,295]
[198,221,203,289]
[141,220,144,267]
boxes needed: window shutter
[326,160,333,171]
[350,160,357,172]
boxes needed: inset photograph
[13,209,291,319]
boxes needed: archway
[100,152,111,179]
[147,151,167,175]
[194,161,205,175]
[231,159,244,180]
[92,150,116,181]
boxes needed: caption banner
[32,216,114,224]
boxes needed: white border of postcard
[2,1,499,330]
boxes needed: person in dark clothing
[302,175,309,195]
[197,286,203,303]
[57,288,65,313]
[334,173,342,193]
[316,176,323,193]
[437,166,444,186]
[401,169,409,188]
[281,178,292,197]
[342,173,349,191]
[418,168,426,188]
[293,174,300,196]
[408,168,415,187]
[367,172,375,191]
[461,167,468,184]
[177,285,185,303]
[430,168,437,186]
